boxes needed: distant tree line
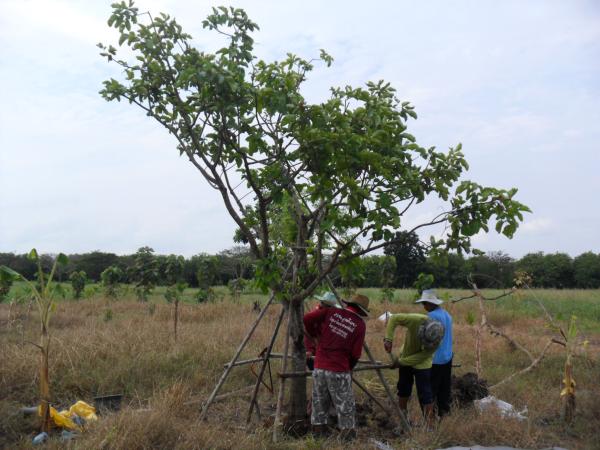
[0,246,255,289]
[1,245,599,290]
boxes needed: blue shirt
[428,307,453,364]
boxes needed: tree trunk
[285,200,309,434]
[39,326,51,432]
[285,297,308,434]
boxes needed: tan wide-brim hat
[343,294,370,317]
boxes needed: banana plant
[560,315,579,423]
[0,249,68,432]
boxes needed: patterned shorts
[311,368,355,429]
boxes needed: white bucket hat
[414,289,443,305]
[314,292,340,307]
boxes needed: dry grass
[1,291,599,449]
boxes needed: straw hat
[343,294,370,317]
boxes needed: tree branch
[490,339,553,390]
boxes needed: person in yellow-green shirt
[383,312,444,425]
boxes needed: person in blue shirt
[415,289,453,417]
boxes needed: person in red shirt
[303,293,369,440]
[304,292,340,370]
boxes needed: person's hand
[383,338,392,353]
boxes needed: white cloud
[0,0,113,45]
[520,218,554,234]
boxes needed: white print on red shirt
[328,312,357,339]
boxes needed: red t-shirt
[304,304,323,355]
[303,306,366,372]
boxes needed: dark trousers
[430,359,452,417]
[397,365,433,405]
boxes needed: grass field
[1,287,599,449]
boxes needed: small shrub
[466,310,476,326]
[413,272,435,299]
[148,303,156,316]
[0,270,13,301]
[130,247,159,302]
[164,282,186,304]
[135,285,152,302]
[380,287,395,303]
[196,287,215,303]
[227,278,247,303]
[101,266,123,299]
[103,308,113,322]
[84,284,101,298]
[69,270,87,299]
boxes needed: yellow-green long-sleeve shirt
[385,313,436,369]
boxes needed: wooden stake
[352,376,393,417]
[188,385,255,406]
[39,326,51,432]
[246,304,286,424]
[273,302,292,443]
[223,354,283,368]
[363,342,411,433]
[278,363,397,378]
[199,291,276,421]
[473,284,486,378]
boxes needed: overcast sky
[1,0,599,258]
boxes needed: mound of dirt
[355,400,373,427]
[452,372,489,406]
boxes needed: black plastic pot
[93,394,123,413]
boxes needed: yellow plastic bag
[38,401,97,431]
[68,401,98,422]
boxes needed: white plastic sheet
[474,395,528,421]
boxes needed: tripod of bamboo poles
[199,275,411,441]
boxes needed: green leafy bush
[70,270,87,299]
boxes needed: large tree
[130,246,159,301]
[573,251,600,288]
[383,230,426,287]
[99,2,529,427]
[466,251,515,288]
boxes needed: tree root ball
[451,372,489,406]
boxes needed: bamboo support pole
[352,376,394,417]
[190,386,255,406]
[223,355,377,369]
[278,363,398,378]
[362,342,411,433]
[354,363,396,372]
[273,303,292,443]
[199,292,276,421]
[246,304,287,424]
[473,284,486,378]
[278,371,310,379]
[223,354,285,368]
